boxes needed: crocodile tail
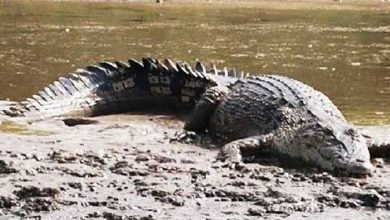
[2,57,219,119]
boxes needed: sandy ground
[0,101,389,219]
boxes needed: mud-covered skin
[186,76,373,174]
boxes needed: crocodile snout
[344,142,373,175]
[347,159,373,175]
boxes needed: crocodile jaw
[337,143,373,175]
[318,136,373,175]
[296,122,373,175]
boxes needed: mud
[0,101,389,219]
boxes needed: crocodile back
[209,75,347,141]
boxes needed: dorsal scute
[237,75,347,123]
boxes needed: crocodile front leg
[184,85,229,132]
[217,134,274,162]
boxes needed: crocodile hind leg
[217,134,274,163]
[184,85,229,132]
[173,86,229,144]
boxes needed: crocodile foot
[170,130,214,146]
[217,135,273,162]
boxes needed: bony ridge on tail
[2,57,387,176]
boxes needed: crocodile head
[298,121,372,175]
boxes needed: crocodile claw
[171,130,200,144]
[217,143,242,163]
[171,130,214,146]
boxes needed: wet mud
[0,102,389,219]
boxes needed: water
[0,1,389,125]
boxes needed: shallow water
[0,121,54,136]
[0,1,389,125]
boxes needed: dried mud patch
[0,113,389,219]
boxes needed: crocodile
[1,57,388,175]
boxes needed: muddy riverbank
[0,101,390,219]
